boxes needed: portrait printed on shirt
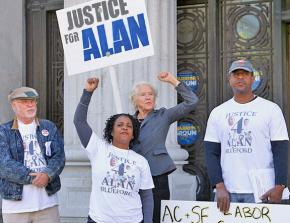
[22,132,47,172]
[100,151,138,196]
[226,111,257,154]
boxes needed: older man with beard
[0,87,65,223]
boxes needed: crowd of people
[0,60,288,223]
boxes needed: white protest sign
[56,0,154,75]
[161,200,290,223]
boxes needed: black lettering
[38,157,46,166]
[126,181,134,190]
[32,156,38,166]
[67,11,74,30]
[245,137,251,146]
[72,8,84,28]
[223,211,232,216]
[108,0,119,18]
[173,206,182,222]
[101,177,109,186]
[110,178,114,186]
[242,207,252,218]
[261,207,271,222]
[119,179,125,188]
[192,206,201,223]
[162,205,174,222]
[101,1,109,20]
[235,206,242,218]
[92,3,102,22]
[200,207,209,223]
[83,6,94,25]
[252,207,262,219]
[119,0,129,15]
[66,0,130,29]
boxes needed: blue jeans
[214,192,255,203]
[229,193,255,203]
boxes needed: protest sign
[161,200,289,223]
[56,0,154,75]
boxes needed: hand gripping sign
[56,0,154,76]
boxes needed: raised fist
[86,77,99,92]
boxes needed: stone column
[0,1,26,221]
[167,124,196,201]
[62,0,196,221]
[0,0,25,123]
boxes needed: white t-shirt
[204,97,289,193]
[86,132,154,223]
[2,120,58,213]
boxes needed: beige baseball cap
[8,87,39,102]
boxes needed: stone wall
[0,0,25,221]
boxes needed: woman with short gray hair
[130,72,199,223]
[130,82,157,111]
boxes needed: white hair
[130,82,158,111]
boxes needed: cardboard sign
[161,200,290,223]
[56,0,154,75]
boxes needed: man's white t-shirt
[204,97,289,193]
[2,120,58,213]
[86,132,154,223]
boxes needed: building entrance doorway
[26,0,64,133]
[177,0,277,201]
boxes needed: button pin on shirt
[42,129,49,136]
